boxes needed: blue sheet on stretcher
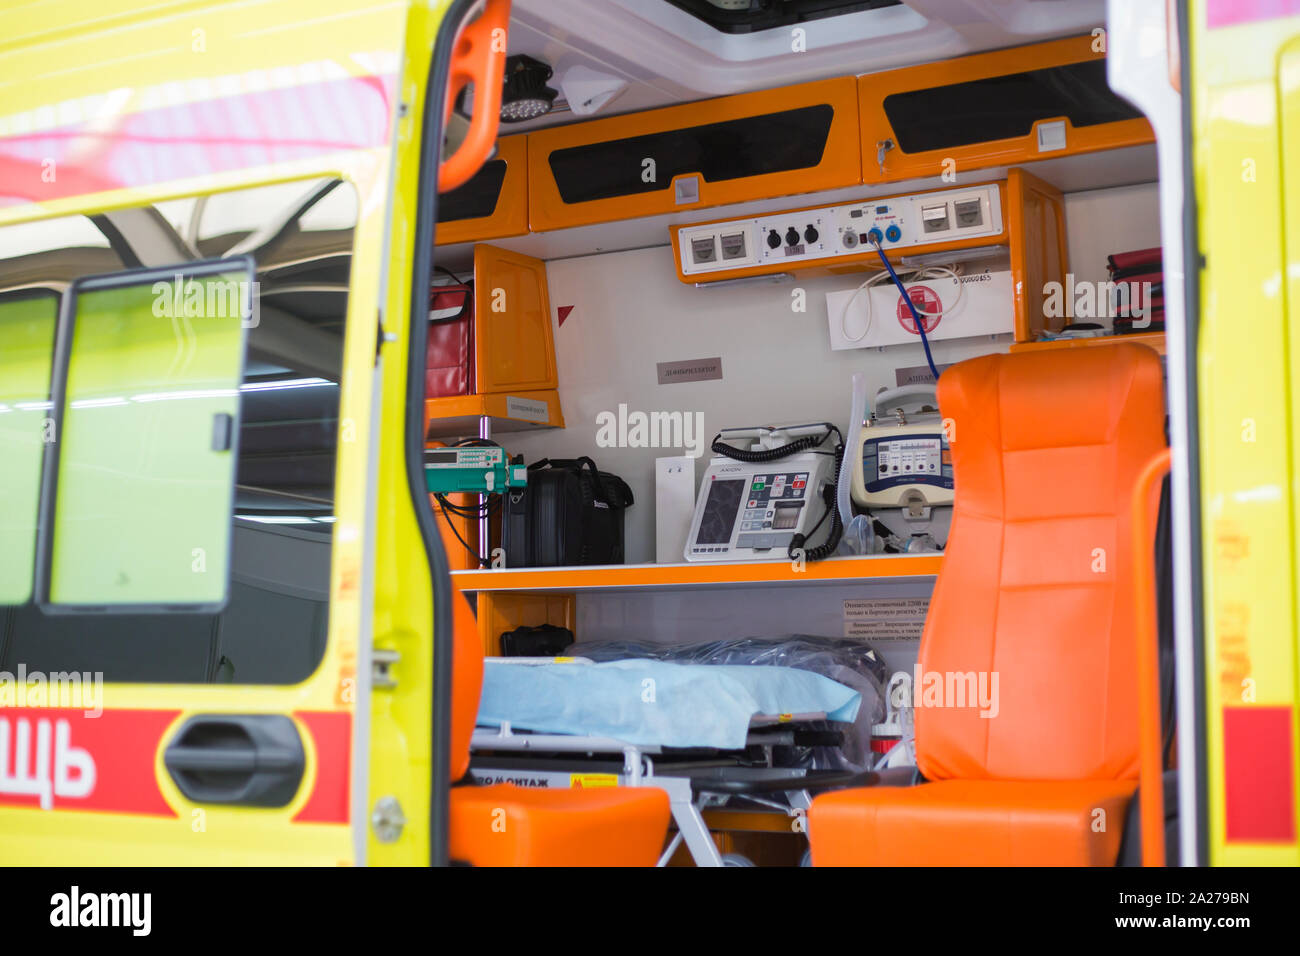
[477,659,862,750]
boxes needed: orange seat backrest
[917,344,1165,783]
[449,585,485,782]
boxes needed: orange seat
[809,345,1165,867]
[811,779,1137,866]
[446,588,670,866]
[450,783,670,867]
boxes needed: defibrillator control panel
[676,183,1003,279]
[686,452,837,561]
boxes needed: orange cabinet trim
[859,34,1154,184]
[436,134,528,245]
[528,77,862,232]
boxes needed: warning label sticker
[506,395,550,423]
[843,597,929,640]
[570,773,619,789]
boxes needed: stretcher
[469,657,871,866]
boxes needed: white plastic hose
[837,373,873,555]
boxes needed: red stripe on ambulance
[1223,706,1296,843]
[292,710,352,825]
[0,708,179,817]
[1208,0,1300,28]
[0,72,396,207]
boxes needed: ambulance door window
[0,289,59,605]
[0,179,356,684]
[42,261,251,609]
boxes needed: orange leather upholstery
[449,586,484,783]
[809,345,1165,866]
[811,779,1137,866]
[450,783,670,867]
[446,586,670,866]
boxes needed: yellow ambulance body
[0,0,1295,867]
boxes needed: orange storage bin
[859,35,1154,184]
[528,77,862,231]
[436,135,528,246]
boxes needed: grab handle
[873,384,939,420]
[439,0,511,193]
[1131,447,1171,866]
[164,714,305,807]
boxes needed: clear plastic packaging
[837,373,874,555]
[567,634,887,772]
[873,670,917,769]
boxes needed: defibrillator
[686,423,842,562]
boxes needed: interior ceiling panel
[505,0,1107,131]
[663,1,905,35]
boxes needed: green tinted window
[2,181,352,683]
[0,290,58,604]
[44,263,251,609]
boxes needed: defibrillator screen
[697,479,745,544]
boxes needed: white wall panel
[502,183,1158,565]
[505,243,1009,562]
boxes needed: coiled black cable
[709,424,845,562]
[710,424,839,463]
[426,437,504,568]
[789,439,844,562]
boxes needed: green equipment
[423,445,527,495]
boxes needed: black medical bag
[499,624,575,657]
[502,456,633,567]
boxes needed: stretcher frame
[469,719,864,867]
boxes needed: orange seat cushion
[450,783,670,867]
[809,779,1136,866]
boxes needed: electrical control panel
[675,183,1004,280]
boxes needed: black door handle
[164,714,305,807]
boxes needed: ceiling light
[500,55,558,123]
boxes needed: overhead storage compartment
[435,135,528,245]
[424,243,564,440]
[527,77,862,231]
[859,35,1154,184]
